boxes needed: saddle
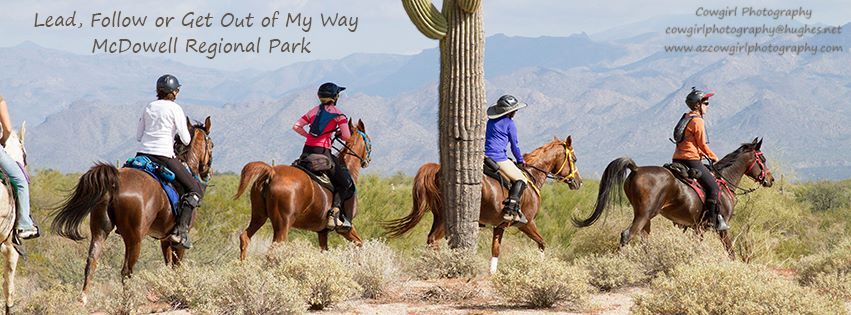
[292,156,335,193]
[124,156,181,215]
[664,162,732,204]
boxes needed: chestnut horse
[573,138,773,258]
[0,124,27,314]
[235,119,372,260]
[51,117,213,304]
[384,136,581,273]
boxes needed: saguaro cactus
[402,0,486,249]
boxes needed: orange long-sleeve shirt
[672,111,718,161]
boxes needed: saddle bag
[300,153,334,172]
[664,162,702,180]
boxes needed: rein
[526,142,578,183]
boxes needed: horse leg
[517,221,546,251]
[1,243,19,313]
[239,212,268,261]
[318,230,329,251]
[426,213,445,249]
[620,203,654,247]
[338,226,364,246]
[719,230,735,260]
[120,233,142,280]
[173,246,187,266]
[490,227,505,274]
[161,240,175,267]
[82,221,111,305]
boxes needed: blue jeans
[0,149,34,230]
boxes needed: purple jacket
[485,116,524,164]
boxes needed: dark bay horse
[235,119,372,260]
[383,136,581,273]
[51,117,213,304]
[573,138,774,258]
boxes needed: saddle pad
[292,162,335,192]
[124,166,180,216]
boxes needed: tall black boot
[337,196,355,233]
[706,199,729,231]
[502,181,527,224]
[327,193,343,230]
[171,192,200,249]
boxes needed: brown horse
[235,119,372,260]
[572,138,774,257]
[51,117,213,304]
[383,136,581,273]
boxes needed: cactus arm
[457,0,482,13]
[402,0,447,40]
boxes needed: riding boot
[337,197,355,233]
[708,200,730,231]
[502,181,527,225]
[171,192,200,249]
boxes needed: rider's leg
[0,149,37,239]
[496,160,527,223]
[329,154,354,231]
[144,154,204,248]
[684,160,728,231]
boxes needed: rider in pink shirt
[292,82,355,231]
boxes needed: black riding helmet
[317,82,346,99]
[685,87,714,109]
[156,74,181,94]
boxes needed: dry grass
[493,249,593,309]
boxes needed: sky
[1,0,848,71]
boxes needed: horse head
[743,137,773,187]
[176,116,214,183]
[342,119,372,169]
[548,135,581,190]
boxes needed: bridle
[709,149,770,195]
[527,141,578,184]
[177,126,213,187]
[333,129,372,168]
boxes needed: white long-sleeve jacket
[136,100,192,158]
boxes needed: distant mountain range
[5,19,851,180]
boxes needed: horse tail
[234,161,275,200]
[572,157,637,227]
[383,163,441,238]
[51,163,119,241]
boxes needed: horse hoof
[489,257,499,274]
[80,293,88,306]
[5,304,12,315]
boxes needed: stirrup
[326,207,341,230]
[715,215,730,231]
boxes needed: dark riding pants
[302,146,355,201]
[137,153,204,198]
[673,159,718,203]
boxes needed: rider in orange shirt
[672,87,728,231]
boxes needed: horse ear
[565,135,572,147]
[19,121,26,144]
[752,137,759,144]
[756,137,763,150]
[204,116,212,133]
[357,119,365,131]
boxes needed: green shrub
[795,181,850,212]
[632,261,846,315]
[331,240,401,299]
[492,249,592,309]
[408,246,482,279]
[797,241,851,285]
[266,240,359,310]
[621,224,728,278]
[575,253,647,291]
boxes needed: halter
[527,141,578,183]
[709,149,769,196]
[178,127,213,187]
[333,129,372,168]
[747,150,769,184]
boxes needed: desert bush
[419,280,482,302]
[632,261,846,315]
[331,239,401,299]
[562,214,626,260]
[408,246,482,279]
[808,273,851,301]
[202,260,305,315]
[493,249,592,309]
[138,264,218,310]
[575,253,647,291]
[795,181,850,212]
[20,284,88,314]
[266,240,359,310]
[621,224,728,278]
[797,241,851,284]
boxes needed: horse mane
[714,142,758,171]
[523,140,561,165]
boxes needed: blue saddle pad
[124,157,180,215]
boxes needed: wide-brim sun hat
[487,94,527,119]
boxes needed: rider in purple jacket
[485,95,529,224]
